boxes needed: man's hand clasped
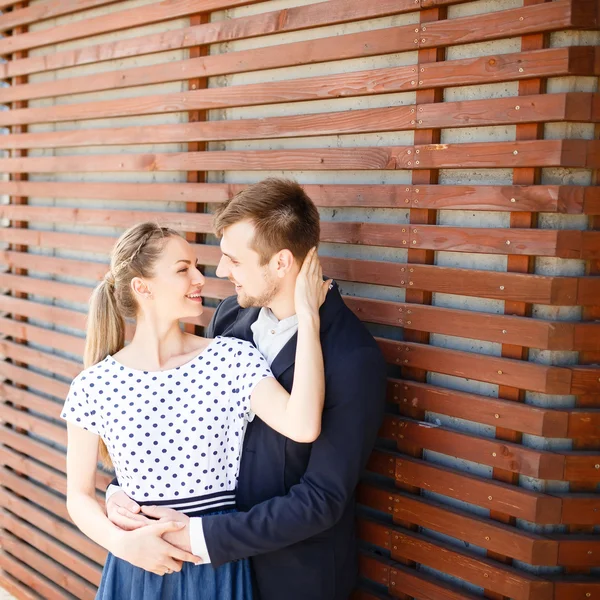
[107,490,200,575]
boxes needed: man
[107,178,387,599]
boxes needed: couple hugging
[62,178,387,600]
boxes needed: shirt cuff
[105,484,121,505]
[189,517,212,564]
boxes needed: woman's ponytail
[84,275,125,468]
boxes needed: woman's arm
[250,248,329,443]
[66,423,200,574]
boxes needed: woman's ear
[131,277,152,299]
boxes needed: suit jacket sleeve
[201,345,387,567]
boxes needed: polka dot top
[61,337,273,515]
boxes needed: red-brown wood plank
[554,579,600,599]
[0,486,106,564]
[567,410,600,439]
[0,0,119,33]
[368,450,562,524]
[560,495,600,526]
[0,1,590,104]
[359,552,481,600]
[0,140,595,173]
[0,0,416,79]
[0,0,262,55]
[389,380,569,437]
[346,295,593,350]
[0,47,592,127]
[0,570,39,600]
[358,485,559,565]
[0,427,111,492]
[0,549,67,600]
[4,93,596,150]
[556,538,600,567]
[358,518,552,600]
[379,415,565,479]
[377,338,573,395]
[4,205,598,259]
[0,530,95,599]
[0,510,101,587]
[0,181,596,214]
[0,338,81,379]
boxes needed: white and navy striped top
[61,337,273,516]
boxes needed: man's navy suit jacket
[203,283,387,600]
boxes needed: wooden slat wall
[0,0,598,598]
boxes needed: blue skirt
[96,511,253,600]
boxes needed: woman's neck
[126,316,190,371]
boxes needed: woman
[62,222,329,599]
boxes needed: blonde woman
[62,222,329,599]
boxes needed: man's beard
[235,272,279,309]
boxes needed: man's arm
[201,345,386,567]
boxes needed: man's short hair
[213,178,321,265]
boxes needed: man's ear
[131,276,152,299]
[273,249,295,278]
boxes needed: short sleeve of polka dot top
[61,337,273,515]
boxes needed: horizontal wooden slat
[0,238,590,307]
[358,518,551,600]
[0,530,95,599]
[368,450,562,524]
[0,403,67,446]
[0,0,260,55]
[359,552,481,600]
[0,550,67,600]
[389,380,569,437]
[0,0,416,79]
[0,486,106,565]
[0,1,591,104]
[0,428,111,493]
[3,93,597,150]
[378,338,574,395]
[0,447,104,515]
[380,415,565,479]
[563,454,600,482]
[4,205,599,260]
[357,484,559,565]
[0,205,212,232]
[556,537,600,567]
[346,295,596,351]
[0,339,81,380]
[0,181,596,214]
[0,570,40,600]
[0,360,71,399]
[0,0,119,33]
[560,495,600,526]
[554,579,600,600]
[567,410,600,439]
[322,220,597,258]
[0,315,84,355]
[1,382,62,423]
[0,293,87,331]
[570,366,600,395]
[0,47,593,127]
[0,511,101,589]
[0,140,596,173]
[0,468,69,522]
